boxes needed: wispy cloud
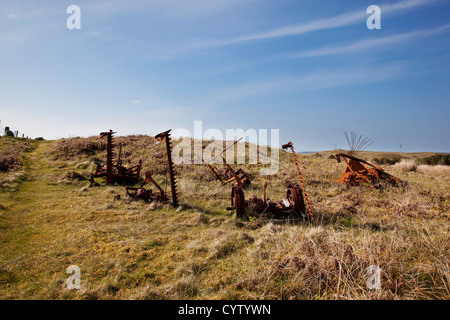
[289,23,450,58]
[216,63,407,100]
[179,0,439,53]
[84,0,262,21]
[195,22,450,77]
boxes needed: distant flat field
[319,150,439,159]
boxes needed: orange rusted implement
[89,129,142,185]
[335,153,405,187]
[334,131,405,188]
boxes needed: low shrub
[0,151,20,172]
[419,154,450,166]
[372,157,401,165]
[53,137,106,158]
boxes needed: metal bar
[106,130,114,184]
[263,181,267,202]
[155,130,179,207]
[206,163,224,183]
[222,156,243,187]
[116,143,123,167]
[207,137,243,164]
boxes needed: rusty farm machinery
[205,138,251,188]
[89,130,142,185]
[334,132,405,188]
[125,129,179,207]
[227,141,313,221]
[77,128,408,221]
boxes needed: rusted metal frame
[93,130,141,185]
[229,183,305,218]
[338,153,382,181]
[337,153,383,171]
[337,153,370,182]
[340,157,369,184]
[228,142,311,220]
[165,133,178,207]
[116,143,123,167]
[339,155,357,176]
[104,130,115,184]
[222,156,243,187]
[124,160,142,175]
[141,171,166,200]
[336,152,404,187]
[206,163,225,183]
[223,170,249,186]
[218,139,245,187]
[263,181,268,202]
[155,130,179,207]
[207,138,243,164]
[205,138,247,187]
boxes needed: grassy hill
[0,135,449,299]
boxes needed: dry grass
[0,137,35,192]
[394,160,418,173]
[0,137,33,172]
[233,220,450,299]
[416,165,450,176]
[0,135,449,300]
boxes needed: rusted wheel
[231,184,246,218]
[286,183,306,218]
[135,187,150,201]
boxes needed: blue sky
[1,0,449,152]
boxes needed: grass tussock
[393,159,450,176]
[394,160,418,173]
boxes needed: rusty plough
[335,153,405,187]
[334,132,405,188]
